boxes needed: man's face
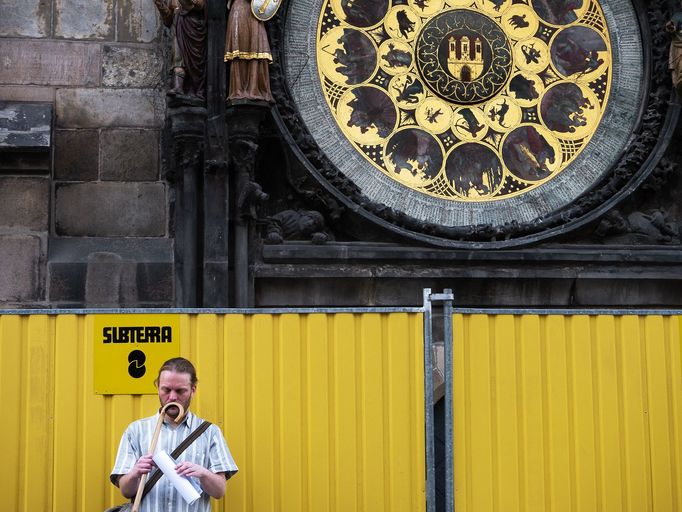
[158,370,195,419]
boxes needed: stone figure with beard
[153,0,207,99]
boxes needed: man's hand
[132,454,155,477]
[117,455,155,498]
[175,461,209,479]
[175,462,227,499]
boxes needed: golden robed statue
[224,0,277,102]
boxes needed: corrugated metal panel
[0,312,425,512]
[453,314,682,512]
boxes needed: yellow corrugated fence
[454,314,682,512]
[0,312,425,512]
[2,311,681,511]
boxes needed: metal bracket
[429,292,454,302]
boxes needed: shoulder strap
[140,420,212,500]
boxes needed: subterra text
[102,326,172,343]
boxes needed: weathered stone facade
[0,0,171,307]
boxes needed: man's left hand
[175,462,227,498]
[175,461,209,479]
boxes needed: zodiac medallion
[415,10,513,104]
[316,0,613,203]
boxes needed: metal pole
[423,288,436,512]
[428,289,455,512]
[443,289,454,512]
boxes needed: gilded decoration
[316,0,613,202]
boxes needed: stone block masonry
[0,178,50,231]
[117,0,163,43]
[0,40,101,86]
[100,129,159,181]
[54,129,100,180]
[56,88,165,128]
[0,235,44,303]
[102,45,164,88]
[54,0,115,40]
[0,0,52,38]
[0,0,173,307]
[55,182,166,237]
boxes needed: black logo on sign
[128,350,146,379]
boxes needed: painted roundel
[415,9,513,105]
[316,0,612,202]
[285,0,643,227]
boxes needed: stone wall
[0,0,173,307]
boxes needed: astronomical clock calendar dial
[284,0,644,234]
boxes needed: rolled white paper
[152,450,202,504]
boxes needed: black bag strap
[141,420,212,500]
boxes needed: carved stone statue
[154,0,207,99]
[265,210,330,244]
[238,179,269,220]
[596,209,680,244]
[224,0,274,102]
[666,2,682,95]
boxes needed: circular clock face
[285,0,643,227]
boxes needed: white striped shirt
[111,411,238,512]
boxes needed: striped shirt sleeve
[207,425,239,479]
[110,424,142,485]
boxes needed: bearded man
[110,358,237,511]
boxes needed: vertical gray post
[425,288,455,512]
[443,289,454,512]
[423,288,436,512]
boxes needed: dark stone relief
[263,209,331,244]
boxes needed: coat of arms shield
[251,0,282,21]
